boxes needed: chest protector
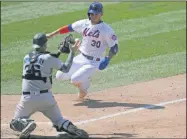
[22,52,47,83]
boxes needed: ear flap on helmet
[87,13,91,20]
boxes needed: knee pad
[10,118,34,132]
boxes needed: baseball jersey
[22,53,63,92]
[71,19,118,57]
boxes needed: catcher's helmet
[32,33,47,49]
[88,2,103,18]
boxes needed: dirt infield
[1,74,186,138]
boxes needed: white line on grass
[1,98,186,127]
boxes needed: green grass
[1,2,185,46]
[1,2,186,94]
[112,29,186,64]
[1,52,185,95]
[1,2,116,24]
[90,52,186,93]
[1,2,23,7]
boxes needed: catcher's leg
[10,119,36,138]
[40,93,89,138]
[10,95,37,138]
[71,64,96,100]
[55,121,89,139]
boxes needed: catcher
[9,33,89,138]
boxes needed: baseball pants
[56,53,101,91]
[13,91,67,128]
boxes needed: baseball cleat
[66,122,89,139]
[19,121,36,138]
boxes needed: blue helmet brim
[88,10,101,14]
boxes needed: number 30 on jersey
[91,40,101,48]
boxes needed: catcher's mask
[87,2,103,20]
[32,33,48,51]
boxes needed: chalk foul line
[1,98,186,128]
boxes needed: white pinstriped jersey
[72,19,118,57]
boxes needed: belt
[81,53,100,61]
[22,90,48,95]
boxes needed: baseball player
[9,33,88,138]
[46,2,118,100]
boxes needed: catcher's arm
[59,52,74,73]
[46,24,74,39]
[58,37,80,73]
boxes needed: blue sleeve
[68,24,74,32]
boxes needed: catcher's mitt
[58,34,75,54]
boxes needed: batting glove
[98,56,110,70]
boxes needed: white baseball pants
[56,53,101,92]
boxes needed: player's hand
[46,33,55,39]
[69,38,81,53]
[98,56,110,70]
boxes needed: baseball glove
[58,34,75,54]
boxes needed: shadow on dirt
[28,132,136,139]
[29,134,86,139]
[89,132,137,138]
[74,99,165,110]
[29,134,58,139]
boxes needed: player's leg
[56,55,83,81]
[40,92,89,138]
[10,95,37,138]
[75,78,90,100]
[71,64,97,100]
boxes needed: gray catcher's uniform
[13,52,67,129]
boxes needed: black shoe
[64,122,89,139]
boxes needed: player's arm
[46,24,74,38]
[98,44,118,71]
[99,29,118,70]
[108,43,118,60]
[46,19,85,38]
